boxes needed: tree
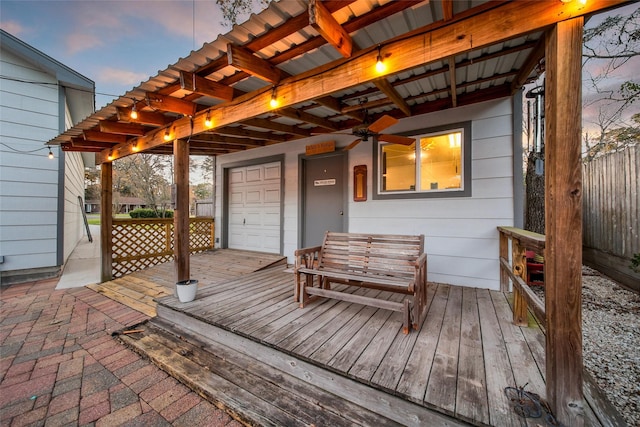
[201,156,215,181]
[216,0,271,26]
[582,5,640,159]
[113,154,172,214]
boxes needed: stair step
[119,319,403,426]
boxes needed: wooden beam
[373,78,412,116]
[72,138,116,149]
[97,0,625,163]
[277,107,340,131]
[191,133,267,147]
[544,17,584,426]
[442,0,454,20]
[448,58,458,108]
[146,92,197,116]
[213,126,292,142]
[511,37,546,93]
[227,44,281,84]
[99,121,146,136]
[242,118,312,137]
[83,130,128,143]
[309,0,353,58]
[116,107,171,126]
[180,71,234,101]
[100,162,113,282]
[61,143,103,153]
[174,137,190,283]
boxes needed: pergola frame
[50,1,632,424]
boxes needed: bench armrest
[294,245,322,271]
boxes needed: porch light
[204,111,213,128]
[130,103,138,120]
[375,45,386,74]
[47,145,54,159]
[269,86,279,109]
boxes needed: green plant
[129,208,158,218]
[631,253,640,273]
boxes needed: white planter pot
[175,280,198,303]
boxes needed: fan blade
[344,139,362,150]
[378,134,415,146]
[368,115,398,133]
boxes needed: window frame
[373,121,472,200]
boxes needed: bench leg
[402,298,411,334]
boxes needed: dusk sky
[1,1,637,132]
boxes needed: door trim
[298,150,348,249]
[221,155,285,254]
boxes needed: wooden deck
[88,249,287,316]
[107,253,618,426]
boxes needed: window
[374,122,471,199]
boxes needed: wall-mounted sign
[314,179,336,186]
[306,140,335,156]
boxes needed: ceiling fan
[343,113,416,150]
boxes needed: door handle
[339,211,343,215]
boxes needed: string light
[47,145,54,159]
[204,111,213,128]
[132,143,139,152]
[130,102,138,120]
[375,45,386,74]
[164,128,172,141]
[269,86,279,108]
[107,151,114,161]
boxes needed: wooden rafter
[145,92,197,116]
[116,108,171,126]
[242,118,312,137]
[212,126,292,142]
[512,37,546,93]
[83,130,128,143]
[180,71,234,101]
[99,121,146,136]
[227,44,281,84]
[373,78,412,116]
[309,0,353,58]
[72,138,116,149]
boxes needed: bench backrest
[318,232,424,279]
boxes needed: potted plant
[175,279,198,303]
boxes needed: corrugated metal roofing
[49,0,544,157]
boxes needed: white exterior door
[228,162,281,253]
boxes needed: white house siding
[0,49,61,276]
[63,150,86,261]
[215,97,515,290]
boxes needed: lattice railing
[112,217,214,278]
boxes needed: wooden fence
[583,146,639,290]
[111,217,214,278]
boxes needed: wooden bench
[294,232,428,334]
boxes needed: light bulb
[205,112,213,128]
[48,147,54,159]
[269,87,279,108]
[375,45,386,74]
[130,104,138,120]
[164,129,171,141]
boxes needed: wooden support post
[499,231,509,292]
[100,162,113,282]
[174,138,190,283]
[511,239,528,326]
[544,18,584,425]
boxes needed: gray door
[302,153,346,247]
